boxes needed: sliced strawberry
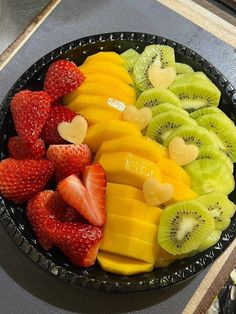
[49,221,103,267]
[57,164,106,227]
[27,190,66,250]
[43,60,85,102]
[27,190,103,266]
[46,144,92,182]
[0,158,53,203]
[10,90,51,143]
[41,105,76,145]
[8,136,45,160]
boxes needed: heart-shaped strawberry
[10,90,51,143]
[57,115,88,145]
[168,137,199,166]
[122,105,152,130]
[143,177,174,206]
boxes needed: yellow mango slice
[78,106,121,125]
[97,252,154,275]
[97,151,162,188]
[77,82,135,105]
[105,214,158,243]
[106,196,162,224]
[157,158,191,187]
[99,231,159,263]
[95,135,166,163]
[84,51,125,65]
[106,182,145,202]
[79,61,133,84]
[64,95,115,112]
[155,246,180,267]
[162,175,198,204]
[84,121,142,153]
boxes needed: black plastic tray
[0,32,236,293]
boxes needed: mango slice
[157,158,191,187]
[79,61,133,84]
[64,95,114,112]
[97,151,161,188]
[155,246,180,267]
[105,214,158,243]
[106,196,162,224]
[84,121,142,153]
[97,252,154,275]
[99,231,159,263]
[95,135,166,163]
[78,106,122,125]
[162,175,198,204]
[106,182,145,202]
[84,52,125,65]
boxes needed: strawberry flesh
[10,90,51,143]
[8,136,45,160]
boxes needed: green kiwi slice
[184,159,235,195]
[121,48,140,73]
[196,113,236,162]
[164,125,218,150]
[133,45,175,91]
[158,200,215,255]
[175,62,194,74]
[191,108,235,127]
[196,192,236,231]
[146,112,196,144]
[136,88,181,109]
[152,103,189,117]
[198,230,221,252]
[197,146,233,173]
[169,72,221,111]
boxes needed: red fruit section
[8,136,45,160]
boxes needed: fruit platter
[0,32,236,293]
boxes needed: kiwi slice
[158,200,215,255]
[196,192,236,231]
[197,146,233,173]
[133,45,175,91]
[184,159,235,195]
[196,113,236,162]
[175,62,194,74]
[173,72,210,84]
[136,88,181,109]
[121,49,140,73]
[169,73,221,111]
[191,107,235,127]
[146,112,196,144]
[198,230,221,252]
[164,125,218,150]
[152,103,189,117]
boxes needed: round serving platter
[0,32,236,293]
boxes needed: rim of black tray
[0,32,236,293]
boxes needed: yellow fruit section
[64,95,116,112]
[84,52,125,65]
[106,196,162,224]
[78,106,121,125]
[95,135,166,163]
[84,120,142,153]
[77,82,135,105]
[155,246,180,267]
[158,158,191,187]
[79,61,133,84]
[99,231,159,263]
[106,182,145,202]
[162,175,198,204]
[97,252,154,275]
[97,152,162,188]
[105,214,158,243]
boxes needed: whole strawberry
[27,190,66,250]
[41,105,76,144]
[10,90,51,143]
[46,144,92,182]
[8,136,45,160]
[0,158,53,203]
[43,60,85,102]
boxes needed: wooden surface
[0,0,61,71]
[157,0,236,47]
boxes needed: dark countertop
[0,0,236,313]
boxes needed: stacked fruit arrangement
[0,45,236,276]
